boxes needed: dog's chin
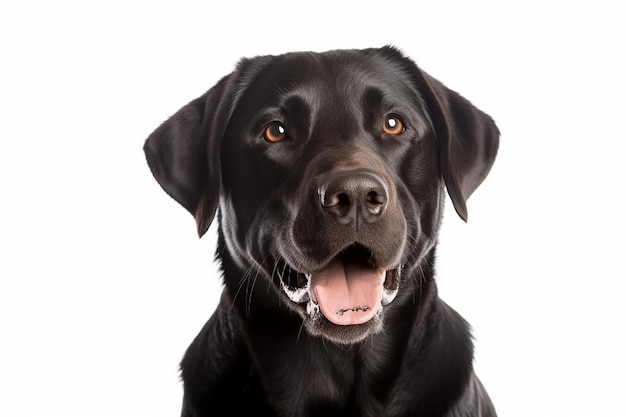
[302,308,385,345]
[277,245,401,345]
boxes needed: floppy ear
[143,74,235,237]
[416,71,500,221]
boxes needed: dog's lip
[279,246,401,314]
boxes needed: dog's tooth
[381,267,401,305]
[306,274,317,303]
[307,299,320,317]
[381,287,399,306]
[280,272,311,304]
[282,285,310,303]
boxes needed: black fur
[144,46,499,416]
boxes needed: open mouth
[279,244,401,326]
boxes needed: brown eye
[263,122,287,143]
[382,115,405,136]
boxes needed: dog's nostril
[365,191,386,214]
[323,192,351,209]
[322,191,353,220]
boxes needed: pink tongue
[311,257,385,326]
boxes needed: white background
[1,1,624,416]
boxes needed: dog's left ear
[143,73,235,237]
[416,71,500,221]
[144,56,273,236]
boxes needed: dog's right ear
[143,74,235,237]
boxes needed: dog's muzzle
[278,170,403,327]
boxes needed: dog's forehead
[240,49,416,106]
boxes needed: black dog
[144,46,499,417]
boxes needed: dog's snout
[319,171,388,225]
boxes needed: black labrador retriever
[144,46,499,417]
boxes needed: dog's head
[144,47,499,344]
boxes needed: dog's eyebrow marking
[336,305,370,316]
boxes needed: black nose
[319,171,388,225]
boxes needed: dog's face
[145,47,499,345]
[220,50,443,343]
